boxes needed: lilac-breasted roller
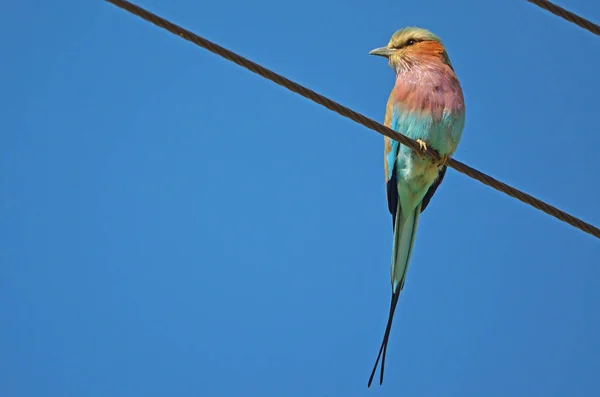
[367,27,466,387]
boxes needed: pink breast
[392,63,465,121]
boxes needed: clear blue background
[2,0,600,396]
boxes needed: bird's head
[369,27,452,72]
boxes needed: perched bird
[367,27,466,387]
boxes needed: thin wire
[105,0,600,240]
[528,0,600,36]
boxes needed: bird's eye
[406,39,417,46]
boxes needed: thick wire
[528,0,600,36]
[105,0,600,240]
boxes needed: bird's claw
[415,139,449,167]
[435,154,450,168]
[415,139,428,157]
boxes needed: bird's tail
[368,201,421,387]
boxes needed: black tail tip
[366,377,385,388]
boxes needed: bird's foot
[415,139,428,157]
[434,153,450,168]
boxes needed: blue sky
[2,0,600,396]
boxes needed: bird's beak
[369,46,396,58]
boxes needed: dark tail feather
[367,287,401,387]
